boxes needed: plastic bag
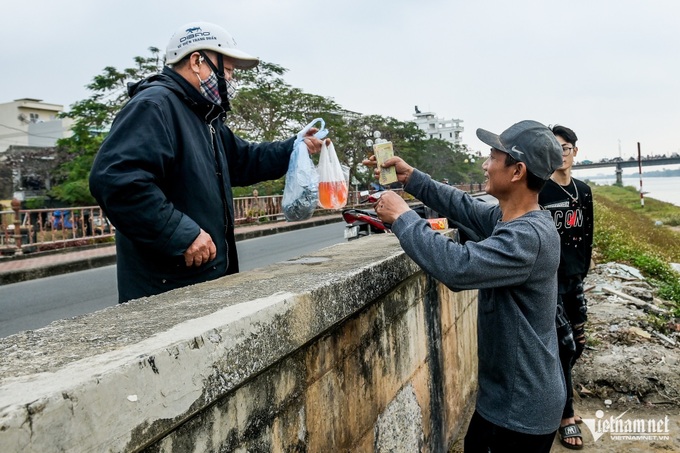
[282,118,328,221]
[317,142,349,209]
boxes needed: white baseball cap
[165,22,259,69]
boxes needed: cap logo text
[178,29,217,48]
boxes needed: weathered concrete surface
[0,232,478,452]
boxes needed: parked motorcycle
[342,207,386,240]
[341,191,439,240]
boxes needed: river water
[573,167,680,208]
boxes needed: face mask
[197,52,237,110]
[197,70,222,106]
[225,78,237,100]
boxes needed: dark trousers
[556,275,588,419]
[464,411,556,453]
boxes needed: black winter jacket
[89,67,295,302]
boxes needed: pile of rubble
[574,262,680,407]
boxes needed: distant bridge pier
[615,164,623,185]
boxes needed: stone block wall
[0,233,477,452]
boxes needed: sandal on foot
[559,424,583,450]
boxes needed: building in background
[0,146,61,201]
[0,99,74,202]
[0,98,73,153]
[412,106,464,146]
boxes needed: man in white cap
[366,120,566,452]
[90,22,327,303]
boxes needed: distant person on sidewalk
[365,120,566,452]
[89,22,327,303]
[539,124,594,450]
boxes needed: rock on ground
[566,262,680,452]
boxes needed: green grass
[592,183,680,227]
[591,183,680,318]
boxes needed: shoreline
[584,177,680,208]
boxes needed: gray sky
[2,0,678,162]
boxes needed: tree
[51,48,164,205]
[330,115,426,191]
[229,61,345,142]
[228,61,348,196]
[403,140,484,185]
[49,49,480,205]
[330,115,486,191]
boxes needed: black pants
[556,275,588,420]
[464,411,556,453]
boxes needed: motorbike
[341,191,439,240]
[342,207,387,240]
[341,191,384,240]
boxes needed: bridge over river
[573,156,680,183]
[574,156,680,171]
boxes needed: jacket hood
[126,67,226,122]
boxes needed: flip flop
[558,423,583,450]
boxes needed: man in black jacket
[90,22,327,302]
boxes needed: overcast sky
[2,0,678,162]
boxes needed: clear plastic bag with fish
[282,118,328,221]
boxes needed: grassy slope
[591,183,680,316]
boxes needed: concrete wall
[0,233,478,452]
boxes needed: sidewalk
[0,214,343,286]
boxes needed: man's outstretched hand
[362,155,415,185]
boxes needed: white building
[0,98,73,153]
[412,106,463,146]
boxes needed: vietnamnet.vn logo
[581,409,671,442]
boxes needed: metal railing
[451,182,485,193]
[233,194,284,223]
[0,204,114,256]
[231,191,388,222]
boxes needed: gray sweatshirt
[392,169,566,435]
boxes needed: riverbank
[573,167,680,208]
[566,261,680,451]
[559,184,680,451]
[593,183,680,227]
[592,184,680,310]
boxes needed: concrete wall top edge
[0,234,417,393]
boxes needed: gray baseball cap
[476,120,563,180]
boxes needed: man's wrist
[403,167,417,187]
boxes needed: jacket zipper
[208,122,231,266]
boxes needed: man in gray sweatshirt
[367,120,566,452]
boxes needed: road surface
[0,222,347,338]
